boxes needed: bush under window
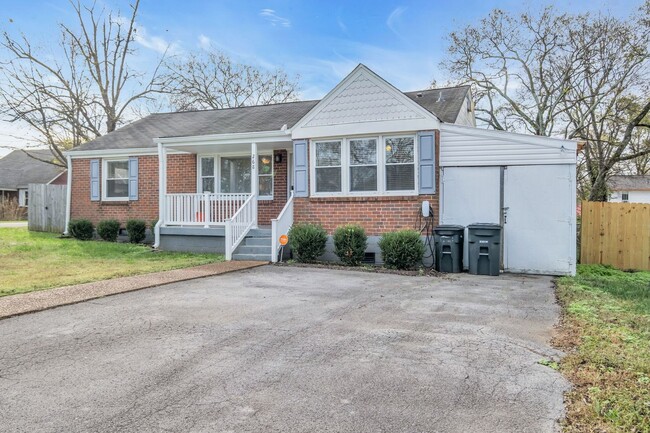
[379,230,424,270]
[288,223,327,262]
[97,219,120,242]
[126,219,147,244]
[333,224,367,266]
[68,219,94,241]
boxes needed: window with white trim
[622,192,629,202]
[200,157,215,193]
[18,189,28,207]
[384,136,415,191]
[104,159,129,199]
[315,141,342,193]
[199,155,273,199]
[349,138,377,192]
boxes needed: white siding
[440,124,576,167]
[453,98,476,127]
[610,190,650,203]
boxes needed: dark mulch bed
[274,261,450,278]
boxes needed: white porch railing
[164,193,251,227]
[225,194,256,260]
[271,192,294,263]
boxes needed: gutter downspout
[153,141,164,249]
[63,154,72,235]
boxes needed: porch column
[251,141,258,228]
[154,142,167,248]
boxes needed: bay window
[385,136,415,191]
[104,159,129,199]
[315,141,342,193]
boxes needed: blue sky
[0,0,642,153]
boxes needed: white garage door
[504,165,575,275]
[441,165,576,275]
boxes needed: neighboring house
[0,149,67,208]
[65,64,577,275]
[608,175,650,203]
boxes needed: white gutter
[63,154,72,235]
[65,147,188,158]
[155,129,292,146]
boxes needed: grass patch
[555,264,650,432]
[0,227,223,297]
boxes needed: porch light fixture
[261,156,271,165]
[274,154,282,163]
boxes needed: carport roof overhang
[155,129,293,154]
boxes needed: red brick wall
[294,131,440,236]
[70,154,196,226]
[70,152,288,227]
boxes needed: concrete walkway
[0,260,267,319]
[0,221,28,228]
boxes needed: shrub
[288,223,327,262]
[126,219,147,244]
[0,197,24,221]
[96,219,120,242]
[379,230,425,270]
[68,219,94,241]
[333,224,367,266]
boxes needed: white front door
[503,165,575,275]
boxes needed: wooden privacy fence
[580,201,650,271]
[28,184,66,233]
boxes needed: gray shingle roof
[608,175,650,191]
[0,149,66,189]
[404,86,471,123]
[72,85,471,152]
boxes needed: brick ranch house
[65,64,578,275]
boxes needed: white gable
[292,64,439,139]
[305,73,425,126]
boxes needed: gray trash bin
[467,224,502,276]
[434,225,464,273]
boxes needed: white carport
[439,124,577,276]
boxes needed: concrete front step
[232,253,272,261]
[235,245,272,255]
[244,236,272,246]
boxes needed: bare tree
[163,49,299,111]
[0,0,166,166]
[442,4,650,201]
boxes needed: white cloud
[337,16,348,34]
[386,6,407,38]
[259,9,291,28]
[198,34,212,50]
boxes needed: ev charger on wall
[422,200,432,217]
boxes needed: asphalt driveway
[0,266,568,433]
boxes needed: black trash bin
[434,225,464,273]
[467,224,502,276]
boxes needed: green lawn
[556,265,650,432]
[0,227,223,297]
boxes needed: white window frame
[621,192,629,202]
[384,135,417,193]
[349,137,378,193]
[309,134,418,198]
[102,158,129,201]
[313,140,343,195]
[197,153,274,200]
[18,189,28,207]
[257,154,274,200]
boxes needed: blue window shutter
[293,140,308,197]
[90,159,100,201]
[128,157,138,200]
[418,132,436,194]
